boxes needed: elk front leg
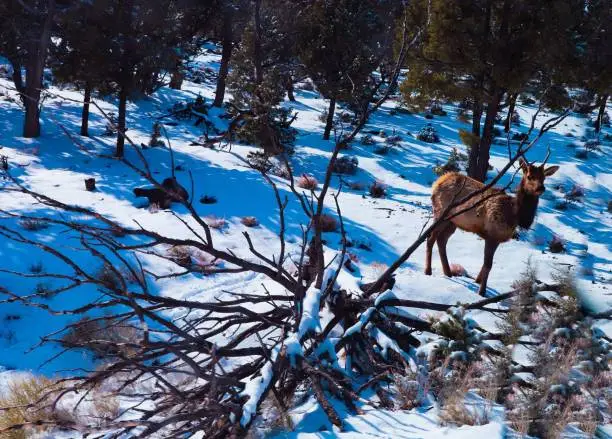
[424,230,438,276]
[476,239,499,296]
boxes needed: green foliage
[433,148,467,176]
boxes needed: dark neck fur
[516,185,539,229]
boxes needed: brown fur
[425,159,559,296]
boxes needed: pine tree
[295,0,400,140]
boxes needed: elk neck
[515,182,540,230]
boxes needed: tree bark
[594,94,608,133]
[323,97,336,140]
[286,76,295,102]
[213,7,234,107]
[9,59,24,96]
[504,93,517,133]
[169,68,183,90]
[467,97,483,176]
[23,0,55,138]
[81,83,91,137]
[253,0,263,86]
[116,87,128,158]
[471,89,504,182]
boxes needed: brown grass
[316,214,338,233]
[241,216,259,227]
[205,215,227,230]
[297,174,318,190]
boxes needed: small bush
[199,195,218,204]
[332,156,359,175]
[417,124,440,143]
[297,174,318,190]
[272,164,292,180]
[241,216,259,227]
[449,263,467,277]
[608,200,612,212]
[521,95,536,105]
[549,235,565,253]
[433,148,465,176]
[430,102,447,116]
[360,134,376,145]
[205,215,227,230]
[61,317,140,359]
[346,180,365,191]
[0,375,65,439]
[373,144,391,155]
[246,151,273,173]
[424,113,434,119]
[369,181,386,198]
[29,261,44,274]
[510,110,521,125]
[575,149,588,159]
[19,218,49,231]
[95,264,122,291]
[458,129,479,149]
[102,113,118,136]
[316,214,338,233]
[565,184,585,202]
[34,282,55,299]
[511,132,528,142]
[147,122,165,148]
[385,133,402,145]
[584,139,600,153]
[457,111,470,123]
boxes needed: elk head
[518,150,559,196]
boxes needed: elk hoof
[424,268,432,276]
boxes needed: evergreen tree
[402,0,580,181]
[0,0,57,138]
[296,0,400,140]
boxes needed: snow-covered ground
[0,49,610,437]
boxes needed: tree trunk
[594,94,608,133]
[23,0,55,138]
[286,77,295,102]
[213,7,234,108]
[169,69,183,90]
[116,87,128,158]
[323,97,336,140]
[81,83,91,137]
[504,93,517,133]
[467,97,483,176]
[471,89,504,182]
[9,59,24,95]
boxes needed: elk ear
[543,165,559,177]
[518,157,529,172]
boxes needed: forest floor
[0,48,610,438]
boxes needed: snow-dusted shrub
[96,264,122,291]
[575,148,588,159]
[102,112,118,136]
[565,184,585,202]
[241,216,259,227]
[19,218,49,231]
[548,234,565,253]
[61,317,140,359]
[271,163,291,180]
[205,215,227,230]
[385,133,402,145]
[369,181,386,198]
[572,90,594,114]
[246,151,273,173]
[449,263,467,277]
[520,95,536,105]
[433,148,465,176]
[417,124,440,143]
[233,107,297,155]
[373,144,391,155]
[430,102,447,116]
[297,174,318,190]
[316,214,338,233]
[360,134,375,145]
[147,122,165,148]
[332,155,358,175]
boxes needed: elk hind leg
[424,228,440,276]
[476,239,499,296]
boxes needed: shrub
[520,95,536,105]
[608,200,612,212]
[417,124,440,143]
[369,181,386,198]
[549,235,565,253]
[29,261,44,274]
[457,111,470,123]
[424,113,434,119]
[346,180,365,191]
[297,174,318,190]
[584,139,600,153]
[199,195,218,204]
[572,90,594,114]
[510,110,521,125]
[332,156,359,175]
[373,145,391,155]
[95,264,122,291]
[433,148,466,176]
[458,129,479,149]
[360,134,375,145]
[271,163,291,180]
[34,282,55,299]
[385,133,402,145]
[541,85,572,111]
[449,263,467,277]
[246,151,273,173]
[430,102,447,116]
[61,317,140,359]
[147,122,165,148]
[102,112,118,136]
[233,107,297,155]
[575,149,588,159]
[205,215,227,230]
[19,218,49,231]
[565,184,585,202]
[0,375,65,439]
[241,216,259,227]
[316,214,338,233]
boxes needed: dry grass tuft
[297,174,318,190]
[241,216,259,227]
[205,215,227,230]
[316,214,338,233]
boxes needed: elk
[424,153,559,296]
